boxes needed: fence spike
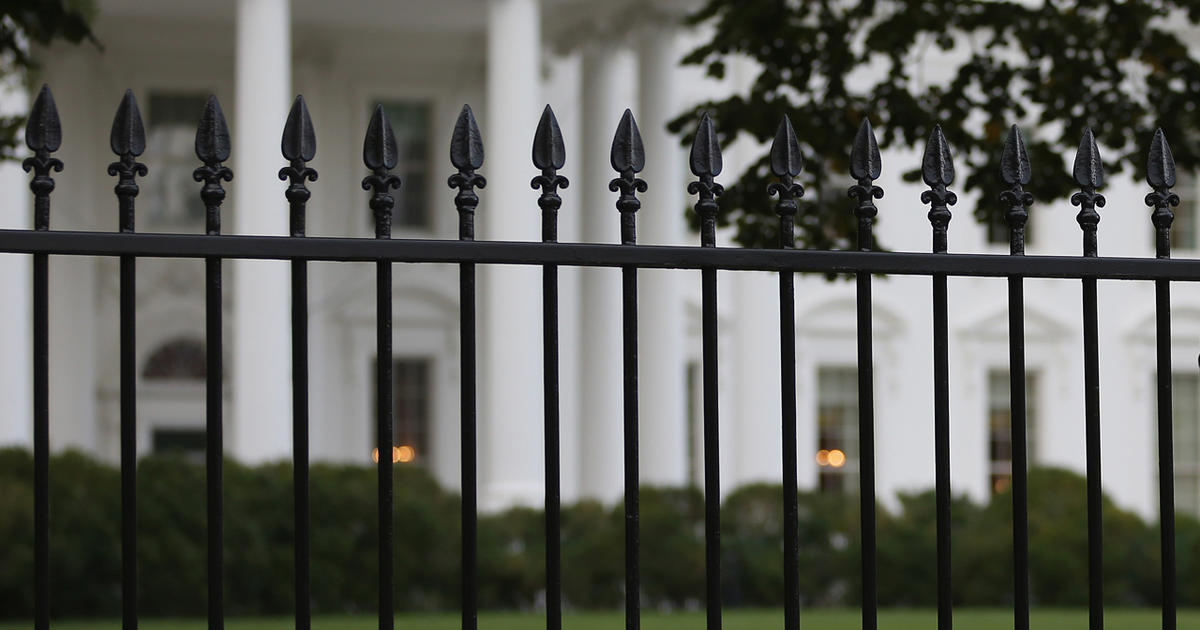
[767,115,804,218]
[532,105,566,172]
[922,124,955,188]
[609,109,647,223]
[849,117,880,182]
[195,95,231,165]
[770,115,803,179]
[1148,128,1176,192]
[363,104,398,172]
[610,109,645,176]
[450,104,485,172]
[1072,127,1104,190]
[1000,125,1030,187]
[448,105,486,240]
[110,90,146,159]
[281,95,316,164]
[689,111,723,178]
[25,84,62,155]
[1146,129,1179,240]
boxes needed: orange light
[397,445,416,463]
[371,447,379,463]
[815,449,830,466]
[828,449,847,468]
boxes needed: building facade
[0,0,1197,520]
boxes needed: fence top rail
[1,228,1198,281]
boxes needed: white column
[231,0,292,462]
[480,0,545,509]
[577,43,636,502]
[636,28,688,485]
[0,77,32,447]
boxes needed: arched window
[142,338,206,380]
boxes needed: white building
[0,0,1197,520]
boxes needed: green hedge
[1,447,1197,618]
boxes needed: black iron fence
[8,83,1196,630]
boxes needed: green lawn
[4,609,1199,630]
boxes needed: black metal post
[109,89,147,630]
[999,125,1033,630]
[450,105,485,630]
[280,95,317,630]
[23,84,60,630]
[921,125,957,630]
[194,95,233,630]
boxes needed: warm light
[815,449,830,466]
[828,449,846,468]
[371,446,416,464]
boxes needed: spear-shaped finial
[108,90,148,233]
[23,84,63,231]
[608,109,647,244]
[920,124,957,253]
[767,115,804,236]
[1146,128,1180,258]
[448,104,486,242]
[847,117,883,250]
[193,95,233,235]
[688,112,724,248]
[280,95,318,237]
[998,125,1033,254]
[531,105,569,241]
[1070,127,1105,256]
[362,104,401,239]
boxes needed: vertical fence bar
[999,126,1033,630]
[921,125,957,630]
[280,95,317,630]
[768,115,804,630]
[23,84,61,630]
[1070,128,1106,630]
[363,105,400,630]
[847,119,882,630]
[450,105,485,630]
[194,96,233,630]
[1146,129,1179,630]
[109,90,147,630]
[610,109,646,630]
[530,105,566,630]
[688,113,724,630]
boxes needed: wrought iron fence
[8,83,1197,630]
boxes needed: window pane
[987,368,1038,494]
[377,101,431,229]
[817,366,859,494]
[146,93,209,228]
[374,357,433,465]
[1173,373,1200,516]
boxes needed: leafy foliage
[0,0,97,159]
[669,0,1200,249]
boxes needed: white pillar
[636,28,688,485]
[0,77,32,448]
[231,0,292,462]
[577,43,636,502]
[480,0,545,509]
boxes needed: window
[373,101,431,230]
[987,369,1039,494]
[373,358,432,465]
[152,428,205,460]
[1169,172,1198,250]
[816,367,859,494]
[686,361,702,488]
[143,338,206,380]
[146,93,209,228]
[1173,373,1200,517]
